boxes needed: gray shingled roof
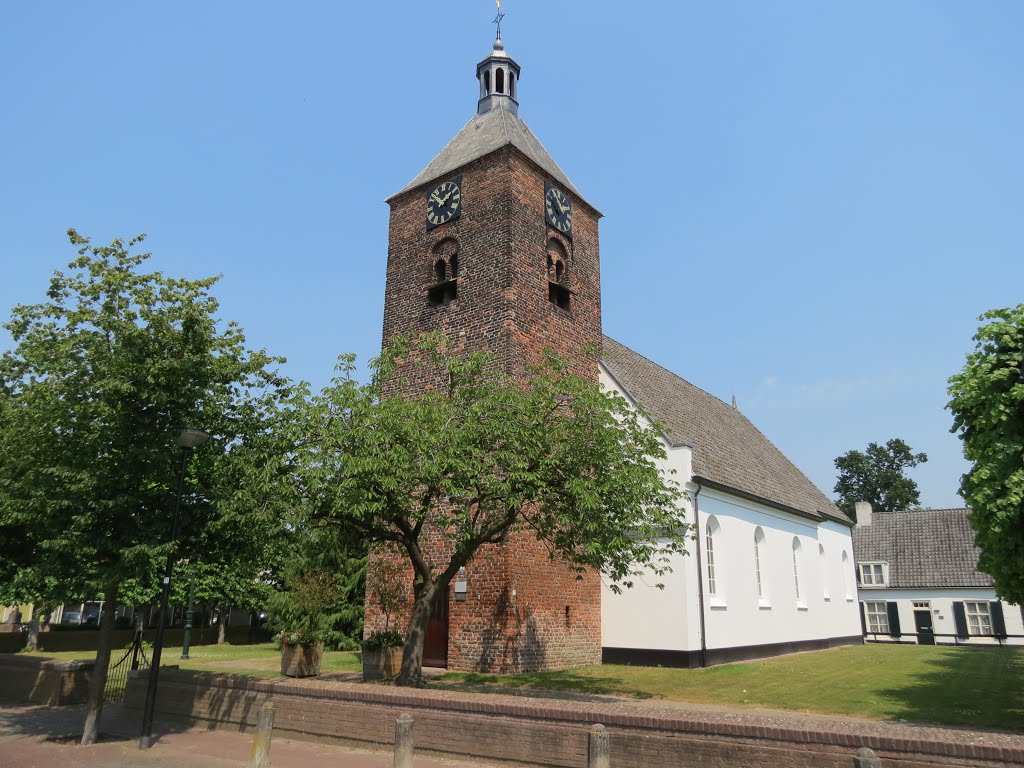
[390,106,588,204]
[852,508,992,588]
[601,337,846,524]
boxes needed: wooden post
[588,723,609,768]
[394,713,414,768]
[853,746,882,768]
[246,702,275,768]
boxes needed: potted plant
[275,570,338,678]
[361,629,404,681]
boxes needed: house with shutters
[851,504,1024,646]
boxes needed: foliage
[833,438,928,517]
[365,545,407,633]
[361,629,404,650]
[284,334,689,686]
[948,303,1024,604]
[0,230,294,741]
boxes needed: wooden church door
[422,587,449,668]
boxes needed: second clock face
[427,177,462,230]
[545,182,572,237]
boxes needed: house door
[422,587,449,668]
[914,608,935,645]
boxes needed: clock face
[426,176,462,230]
[545,182,572,237]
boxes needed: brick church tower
[370,31,603,672]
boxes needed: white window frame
[754,527,769,607]
[706,521,717,597]
[965,601,992,636]
[864,601,889,634]
[820,543,830,600]
[792,537,806,609]
[859,561,888,587]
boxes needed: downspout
[692,480,707,668]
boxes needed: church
[365,28,862,670]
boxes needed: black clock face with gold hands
[545,182,572,237]
[426,176,462,230]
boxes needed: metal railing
[104,629,151,704]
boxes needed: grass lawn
[435,644,1024,731]
[31,642,362,678]
[22,642,1023,731]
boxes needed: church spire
[476,13,520,116]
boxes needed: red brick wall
[367,146,603,671]
[124,670,1024,768]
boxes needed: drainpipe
[692,481,708,668]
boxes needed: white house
[852,504,1024,646]
[600,338,863,666]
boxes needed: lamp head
[176,429,210,450]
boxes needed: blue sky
[2,2,1021,510]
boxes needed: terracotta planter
[361,646,403,681]
[280,642,324,677]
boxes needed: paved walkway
[0,703,503,768]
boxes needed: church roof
[391,107,586,203]
[852,508,992,588]
[601,337,847,524]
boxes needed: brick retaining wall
[0,654,94,705]
[123,670,1024,767]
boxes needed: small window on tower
[428,238,459,306]
[509,72,515,99]
[546,239,571,311]
[496,68,505,95]
[484,71,491,95]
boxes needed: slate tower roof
[390,38,591,207]
[601,336,847,524]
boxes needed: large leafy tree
[0,230,293,743]
[833,438,928,518]
[948,304,1024,606]
[285,335,689,687]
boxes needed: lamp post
[180,564,197,660]
[139,428,209,750]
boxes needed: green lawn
[33,642,362,678]
[24,642,1024,731]
[435,644,1024,731]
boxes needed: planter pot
[280,642,324,677]
[361,646,403,681]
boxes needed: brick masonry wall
[0,654,93,705]
[366,146,604,671]
[124,670,1024,768]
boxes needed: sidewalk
[0,703,501,768]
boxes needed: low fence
[123,669,1024,768]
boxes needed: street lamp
[139,428,209,750]
[180,564,196,660]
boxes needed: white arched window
[792,537,803,604]
[754,527,766,603]
[841,550,852,600]
[819,543,829,600]
[705,517,720,597]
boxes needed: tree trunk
[25,605,41,652]
[395,584,437,688]
[217,608,226,645]
[81,583,118,745]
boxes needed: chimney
[854,501,873,527]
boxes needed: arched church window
[819,543,829,600]
[705,517,720,597]
[792,537,803,603]
[428,238,459,306]
[754,527,766,602]
[841,550,852,600]
[496,68,505,94]
[546,238,571,311]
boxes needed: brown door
[422,587,449,668]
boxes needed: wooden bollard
[588,723,609,768]
[246,702,275,768]
[394,713,414,768]
[853,746,882,768]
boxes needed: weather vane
[493,0,505,40]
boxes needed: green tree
[0,230,292,743]
[285,335,689,687]
[948,303,1024,605]
[833,438,928,518]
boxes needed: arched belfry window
[484,71,491,95]
[496,68,505,94]
[428,238,459,306]
[546,238,571,311]
[509,72,516,99]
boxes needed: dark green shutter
[886,602,901,638]
[991,601,1007,638]
[953,601,968,639]
[859,602,867,634]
